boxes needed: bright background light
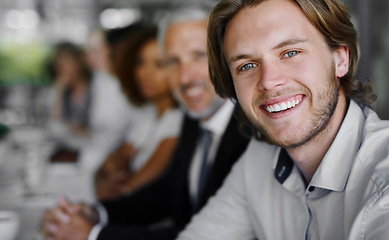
[5,9,40,30]
[100,8,142,29]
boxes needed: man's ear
[334,45,349,78]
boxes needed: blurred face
[85,31,110,71]
[224,0,349,148]
[164,19,224,119]
[55,52,82,85]
[135,39,170,101]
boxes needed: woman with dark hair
[48,42,92,159]
[95,25,183,200]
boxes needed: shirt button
[308,186,315,192]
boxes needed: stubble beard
[251,65,340,149]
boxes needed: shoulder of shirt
[240,138,280,167]
[92,71,120,88]
[356,104,389,189]
[164,107,184,118]
[159,108,184,125]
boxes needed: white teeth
[186,86,203,97]
[265,99,302,113]
[280,102,287,111]
[287,101,292,109]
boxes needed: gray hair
[157,2,216,50]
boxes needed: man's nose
[178,62,193,84]
[257,59,287,91]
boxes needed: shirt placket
[304,185,319,240]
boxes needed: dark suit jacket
[97,110,250,240]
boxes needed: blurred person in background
[95,25,183,201]
[41,2,250,240]
[48,42,93,162]
[77,27,139,172]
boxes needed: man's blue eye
[241,63,257,71]
[284,50,299,58]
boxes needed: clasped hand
[41,196,98,240]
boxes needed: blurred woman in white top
[95,25,183,200]
[78,29,136,172]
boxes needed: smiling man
[177,0,389,239]
[161,10,225,119]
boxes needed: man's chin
[186,109,213,120]
[181,97,226,120]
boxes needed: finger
[68,202,88,215]
[43,209,55,223]
[58,195,83,216]
[51,207,71,223]
[58,195,71,210]
[45,230,56,240]
[117,170,129,180]
[42,209,60,230]
[79,203,95,218]
[41,214,59,235]
[41,210,54,235]
[47,223,59,234]
[108,171,128,184]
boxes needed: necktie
[193,128,213,213]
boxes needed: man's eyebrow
[273,38,308,50]
[227,38,308,65]
[228,54,253,65]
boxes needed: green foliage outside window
[0,42,51,87]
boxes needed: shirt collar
[274,148,294,184]
[310,100,365,191]
[200,99,235,136]
[273,100,365,192]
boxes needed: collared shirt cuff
[93,202,109,225]
[86,202,109,240]
[88,224,104,240]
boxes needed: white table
[0,126,97,240]
[0,163,96,240]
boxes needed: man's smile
[184,85,204,98]
[262,95,304,113]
